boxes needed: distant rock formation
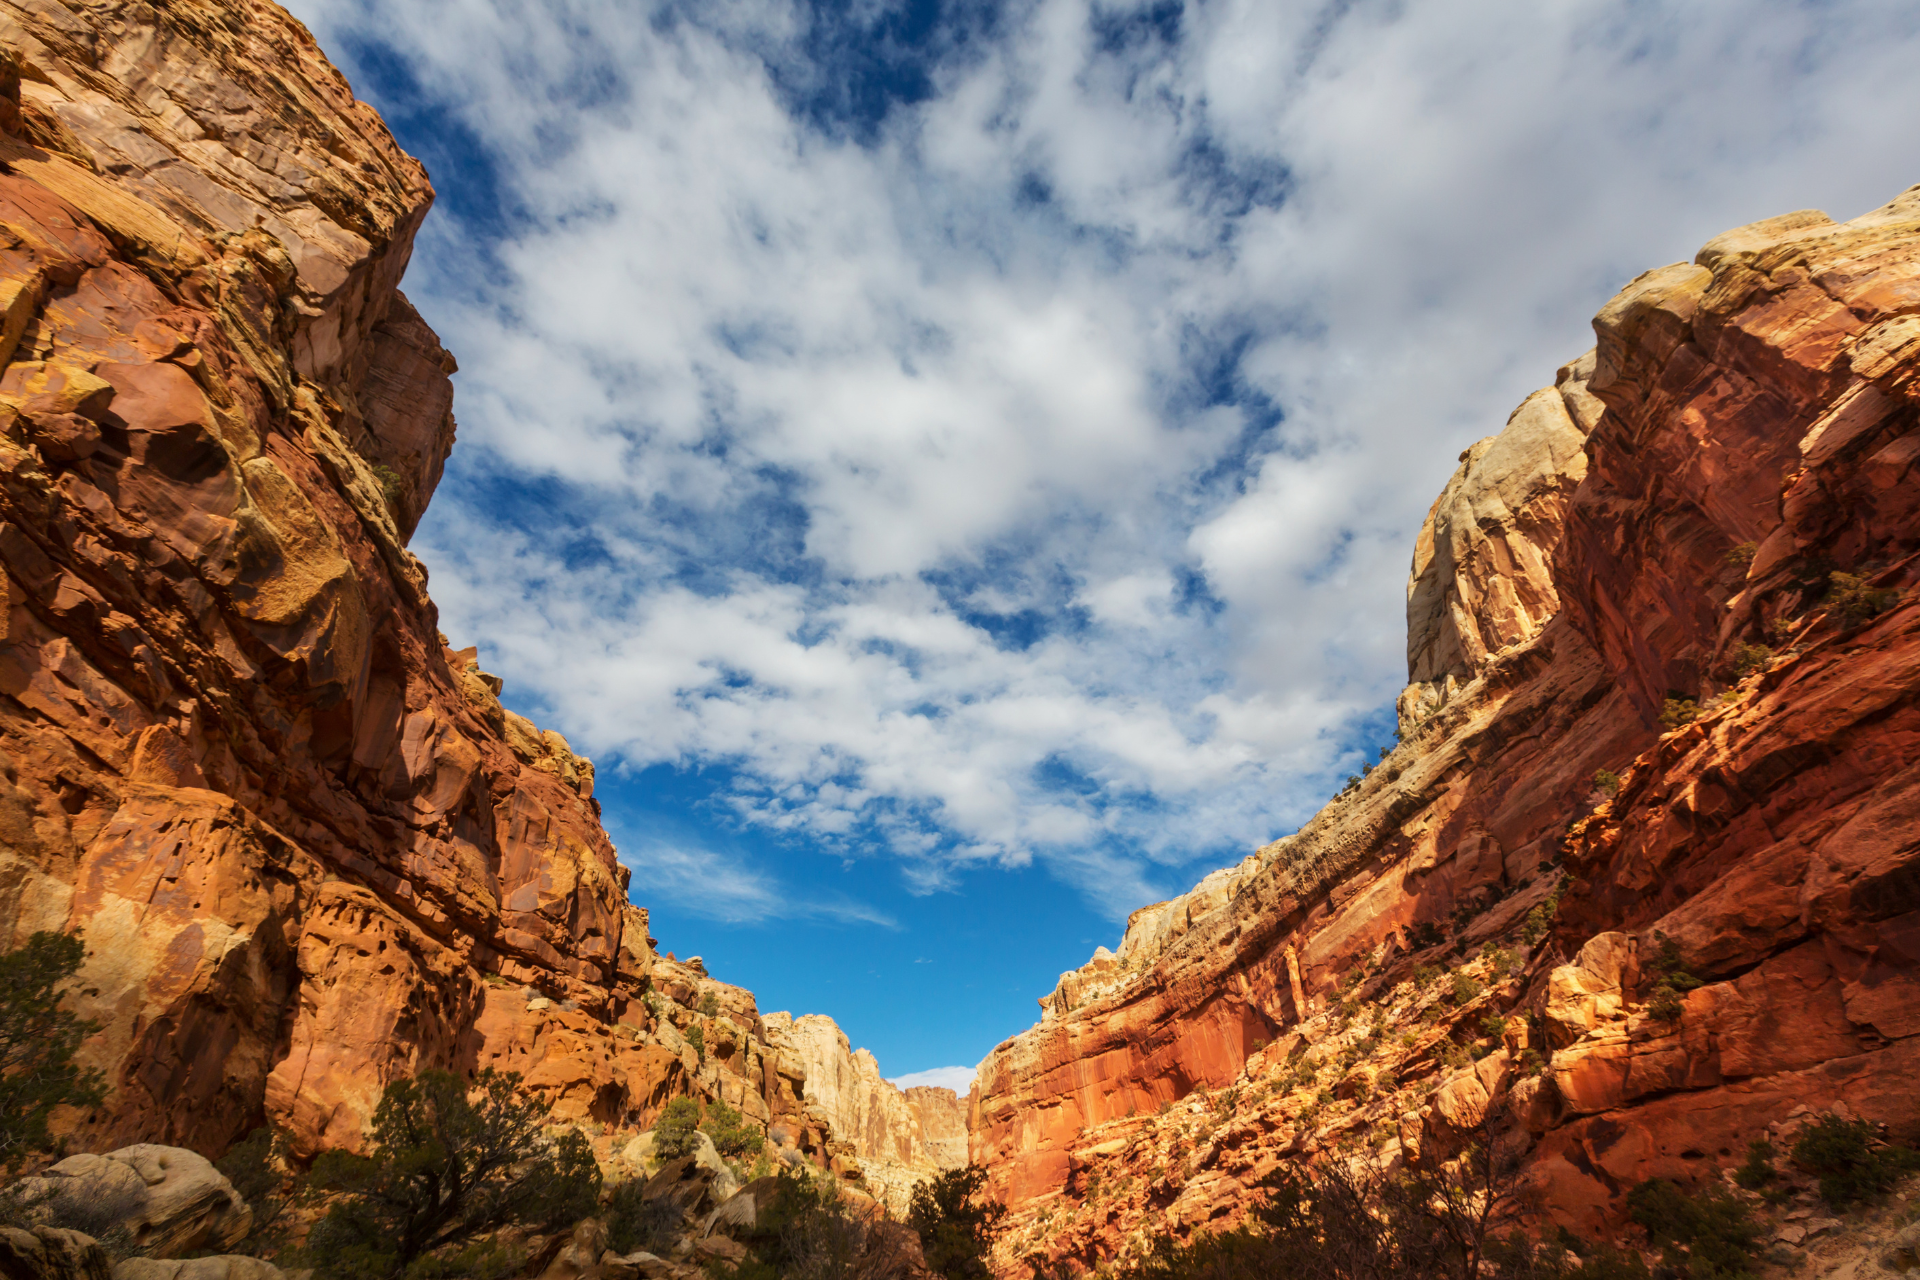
[0,0,857,1167]
[972,189,1920,1273]
[764,1012,969,1213]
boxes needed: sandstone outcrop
[0,0,846,1167]
[762,1013,968,1213]
[971,187,1920,1273]
[17,1145,249,1259]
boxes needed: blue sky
[285,0,1920,1086]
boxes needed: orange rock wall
[0,0,830,1163]
[970,189,1920,1260]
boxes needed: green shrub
[0,930,107,1175]
[1826,571,1900,628]
[1478,1013,1509,1042]
[1407,921,1447,952]
[1723,542,1757,569]
[686,1020,706,1064]
[1727,643,1773,680]
[1658,698,1698,730]
[1645,932,1703,1024]
[699,1098,764,1159]
[216,1127,296,1256]
[1521,879,1567,946]
[1449,972,1483,1005]
[652,1096,702,1161]
[1731,1140,1775,1191]
[909,1165,1007,1280]
[1790,1115,1920,1209]
[1593,769,1621,797]
[698,992,720,1017]
[305,1069,599,1280]
[1412,962,1442,985]
[1519,1048,1547,1077]
[1625,1177,1760,1278]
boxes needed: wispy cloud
[615,835,899,929]
[888,1065,978,1094]
[287,0,1920,918]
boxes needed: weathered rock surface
[762,1012,968,1213]
[0,1,844,1165]
[15,1145,247,1260]
[972,187,1920,1273]
[0,1227,110,1280]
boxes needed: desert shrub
[686,1020,706,1064]
[1592,769,1621,797]
[1413,962,1443,985]
[305,1069,599,1280]
[1450,973,1484,1006]
[23,1172,146,1260]
[1731,1140,1775,1191]
[605,1178,682,1256]
[1645,933,1703,1024]
[724,1169,917,1280]
[1624,1178,1760,1278]
[1518,1049,1547,1077]
[699,992,720,1017]
[1790,1115,1920,1209]
[1727,643,1772,681]
[701,1098,764,1159]
[652,1096,703,1160]
[0,930,107,1174]
[908,1165,1007,1280]
[1723,542,1757,569]
[217,1127,297,1255]
[1826,571,1900,628]
[370,463,403,507]
[1658,698,1698,730]
[1520,880,1567,947]
[1478,1013,1510,1042]
[1408,922,1447,952]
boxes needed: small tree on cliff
[0,930,107,1174]
[909,1165,1007,1280]
[306,1068,599,1280]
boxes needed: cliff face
[763,1013,969,1213]
[970,190,1920,1272]
[0,0,852,1165]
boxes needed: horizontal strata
[970,192,1920,1272]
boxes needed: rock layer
[971,188,1920,1271]
[0,1,843,1165]
[763,1013,969,1213]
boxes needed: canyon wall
[764,1013,969,1213]
[0,0,876,1174]
[971,191,1920,1272]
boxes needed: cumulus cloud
[286,0,1920,920]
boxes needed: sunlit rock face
[762,1013,969,1213]
[970,188,1920,1274]
[0,0,852,1162]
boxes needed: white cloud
[887,1065,977,1094]
[284,0,1920,919]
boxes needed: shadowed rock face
[0,1,843,1161]
[971,188,1920,1269]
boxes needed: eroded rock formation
[0,0,849,1166]
[971,189,1920,1273]
[763,1013,969,1213]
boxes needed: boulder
[0,1227,110,1280]
[112,1260,286,1280]
[15,1147,248,1260]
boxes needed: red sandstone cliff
[0,0,860,1169]
[970,191,1920,1273]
